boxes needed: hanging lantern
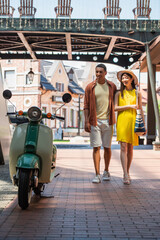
[27,68,34,83]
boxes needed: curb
[0,196,18,226]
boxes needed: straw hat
[117,70,138,85]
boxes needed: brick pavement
[0,147,160,239]
[0,160,17,214]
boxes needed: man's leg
[93,146,101,175]
[101,123,113,179]
[102,147,111,181]
[90,124,101,183]
[104,147,111,172]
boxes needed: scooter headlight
[28,107,42,121]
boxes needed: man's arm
[84,86,91,133]
[84,109,91,133]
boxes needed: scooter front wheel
[18,169,32,210]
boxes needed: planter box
[64,128,78,133]
[153,141,160,151]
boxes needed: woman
[115,70,146,185]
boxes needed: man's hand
[85,121,91,133]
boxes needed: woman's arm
[114,91,137,112]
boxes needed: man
[84,64,117,183]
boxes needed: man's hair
[96,64,107,72]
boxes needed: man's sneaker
[92,175,101,183]
[102,171,110,181]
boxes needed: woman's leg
[120,142,128,177]
[127,143,133,174]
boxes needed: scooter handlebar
[7,112,65,121]
[51,115,65,121]
[6,112,17,115]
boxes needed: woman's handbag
[134,91,146,136]
[134,109,146,136]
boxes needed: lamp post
[139,61,141,91]
[27,68,34,84]
[78,94,83,136]
[78,95,80,135]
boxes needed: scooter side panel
[9,123,28,180]
[36,125,53,183]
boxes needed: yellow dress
[116,89,139,146]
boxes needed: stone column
[147,65,156,144]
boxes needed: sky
[12,0,160,19]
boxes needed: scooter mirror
[62,93,72,103]
[3,89,12,100]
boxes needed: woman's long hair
[120,73,136,98]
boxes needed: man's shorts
[90,119,113,148]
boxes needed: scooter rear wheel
[18,169,32,210]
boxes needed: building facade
[0,59,85,137]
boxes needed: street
[0,147,160,239]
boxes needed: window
[69,73,73,81]
[62,108,66,128]
[42,107,47,113]
[70,109,74,127]
[56,82,64,92]
[7,104,15,113]
[24,98,31,107]
[59,68,62,74]
[42,107,47,125]
[4,70,16,89]
[51,107,56,128]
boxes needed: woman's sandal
[123,175,131,185]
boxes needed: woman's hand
[129,104,137,109]
[142,128,147,136]
[115,104,137,111]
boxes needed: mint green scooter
[3,89,71,210]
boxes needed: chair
[18,0,36,18]
[102,0,121,19]
[0,0,15,17]
[133,0,151,19]
[54,0,73,18]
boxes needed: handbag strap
[135,90,141,115]
[135,89,138,107]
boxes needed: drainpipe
[146,43,160,144]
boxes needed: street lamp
[27,68,34,84]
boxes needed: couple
[84,64,146,185]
